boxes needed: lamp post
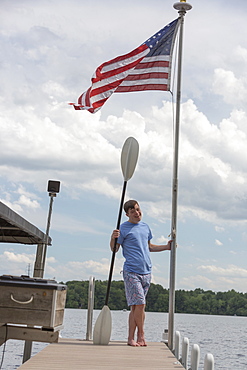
[39,180,60,278]
[23,180,60,363]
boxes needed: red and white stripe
[73,44,149,113]
[116,55,171,92]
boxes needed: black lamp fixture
[47,180,60,196]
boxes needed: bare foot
[137,335,147,347]
[127,339,140,347]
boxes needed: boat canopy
[0,201,51,245]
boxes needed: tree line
[63,280,247,316]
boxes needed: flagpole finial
[173,0,192,12]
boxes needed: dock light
[40,180,61,277]
[47,180,60,196]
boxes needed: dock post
[162,328,168,344]
[86,276,95,340]
[22,341,33,363]
[204,353,214,370]
[181,337,189,369]
[191,344,200,370]
[174,331,180,359]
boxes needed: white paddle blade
[121,137,139,181]
[93,305,112,345]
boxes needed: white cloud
[151,274,169,287]
[215,226,225,233]
[235,45,247,62]
[215,239,223,246]
[212,68,247,106]
[2,251,35,264]
[1,97,247,224]
[197,264,247,278]
[69,259,110,275]
[179,275,214,290]
[178,273,247,292]
[82,178,121,200]
[18,194,39,209]
[155,235,170,244]
[51,257,125,282]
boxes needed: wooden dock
[18,338,184,369]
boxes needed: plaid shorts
[123,270,151,306]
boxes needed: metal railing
[86,276,95,340]
[172,330,214,370]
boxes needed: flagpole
[168,0,192,350]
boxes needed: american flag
[71,18,179,113]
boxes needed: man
[110,199,172,347]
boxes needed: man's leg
[127,304,146,346]
[127,306,140,346]
[134,304,147,346]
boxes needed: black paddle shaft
[105,180,127,306]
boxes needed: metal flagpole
[168,0,192,350]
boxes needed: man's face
[126,203,142,224]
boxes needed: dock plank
[18,338,184,369]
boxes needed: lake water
[1,309,247,369]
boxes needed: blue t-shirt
[117,221,153,274]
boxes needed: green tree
[64,280,247,316]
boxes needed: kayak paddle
[93,136,139,345]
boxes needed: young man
[110,199,172,347]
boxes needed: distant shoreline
[64,280,247,316]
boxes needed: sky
[0,0,247,293]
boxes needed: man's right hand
[110,229,120,252]
[111,229,120,239]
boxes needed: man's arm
[110,229,121,252]
[148,240,172,252]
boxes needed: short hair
[124,200,139,213]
